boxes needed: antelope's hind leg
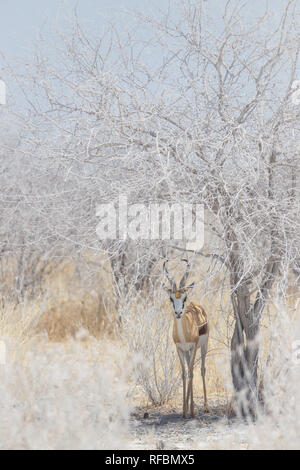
[201,337,209,413]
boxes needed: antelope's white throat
[176,317,186,344]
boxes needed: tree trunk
[230,288,260,418]
[230,260,278,418]
[230,319,260,418]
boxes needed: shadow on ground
[129,401,246,450]
[132,401,230,428]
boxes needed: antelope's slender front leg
[187,344,197,418]
[177,347,187,418]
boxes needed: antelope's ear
[185,282,195,291]
[162,283,172,294]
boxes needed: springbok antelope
[163,259,209,418]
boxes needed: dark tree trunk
[224,216,279,418]
[230,296,260,418]
[230,260,278,418]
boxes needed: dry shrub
[36,295,113,341]
[31,255,116,341]
[0,333,133,450]
[252,301,300,449]
[206,304,300,450]
[0,292,114,343]
[119,290,180,406]
[0,297,133,450]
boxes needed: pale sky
[0,0,286,61]
[0,0,172,107]
[0,0,291,110]
[0,0,171,59]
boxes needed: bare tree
[4,0,300,415]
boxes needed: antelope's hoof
[204,405,210,413]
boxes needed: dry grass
[0,333,133,449]
[36,296,112,341]
[0,255,299,449]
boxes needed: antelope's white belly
[177,335,208,351]
[177,341,194,352]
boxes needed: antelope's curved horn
[179,258,191,289]
[163,260,176,292]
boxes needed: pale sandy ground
[128,401,249,450]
